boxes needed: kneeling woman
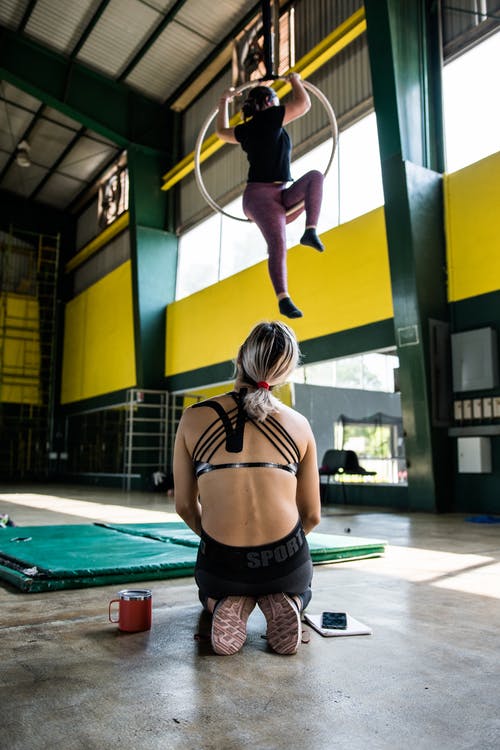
[173,321,321,655]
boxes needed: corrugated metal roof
[0,101,33,150]
[125,20,217,100]
[29,119,77,167]
[144,0,179,11]
[176,0,250,43]
[24,0,99,55]
[58,136,117,181]
[36,172,87,207]
[0,0,30,29]
[85,128,121,148]
[77,0,162,78]
[2,162,48,197]
[1,81,39,112]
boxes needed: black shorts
[195,519,313,606]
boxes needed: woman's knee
[308,169,324,184]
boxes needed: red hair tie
[257,381,270,390]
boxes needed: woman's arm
[295,422,322,534]
[173,414,202,536]
[216,89,239,144]
[282,72,311,126]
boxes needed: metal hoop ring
[194,78,338,223]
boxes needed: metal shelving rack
[166,393,187,473]
[0,227,59,477]
[123,388,169,490]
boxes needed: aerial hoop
[194,77,338,223]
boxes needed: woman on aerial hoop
[216,72,324,319]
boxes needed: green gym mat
[0,522,386,593]
[98,522,387,562]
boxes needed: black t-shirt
[235,105,292,183]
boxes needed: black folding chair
[319,449,376,502]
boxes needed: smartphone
[321,611,347,629]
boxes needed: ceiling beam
[17,0,38,32]
[0,24,171,155]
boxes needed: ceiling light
[16,139,31,168]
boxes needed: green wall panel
[133,226,178,388]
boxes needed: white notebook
[304,612,372,637]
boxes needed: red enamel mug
[109,589,152,632]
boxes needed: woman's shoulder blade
[273,402,309,427]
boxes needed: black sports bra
[191,390,300,478]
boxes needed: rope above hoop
[194,77,338,223]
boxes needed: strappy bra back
[191,390,300,478]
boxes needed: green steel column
[127,147,178,389]
[365,0,451,511]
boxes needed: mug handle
[109,599,120,623]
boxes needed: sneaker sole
[258,593,301,655]
[211,596,256,655]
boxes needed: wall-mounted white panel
[451,327,499,391]
[457,436,492,473]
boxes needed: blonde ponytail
[236,321,300,421]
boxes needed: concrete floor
[1,485,499,750]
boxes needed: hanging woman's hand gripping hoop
[194,73,338,319]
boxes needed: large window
[338,419,406,485]
[292,351,399,392]
[443,29,500,172]
[292,351,406,485]
[175,212,220,299]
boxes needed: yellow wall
[182,381,294,408]
[166,206,393,377]
[182,383,231,407]
[0,294,40,404]
[445,150,500,302]
[61,261,136,404]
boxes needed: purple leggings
[242,170,324,296]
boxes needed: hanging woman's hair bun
[241,86,276,120]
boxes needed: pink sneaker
[257,593,301,655]
[210,596,256,655]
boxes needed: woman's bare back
[180,391,312,546]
